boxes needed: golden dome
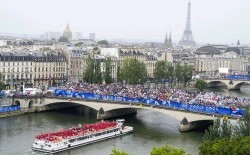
[62,24,72,40]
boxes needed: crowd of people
[35,121,117,142]
[53,82,250,109]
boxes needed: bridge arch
[207,80,228,88]
[14,100,20,106]
[28,100,34,108]
[234,82,250,90]
[44,101,99,112]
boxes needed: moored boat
[31,119,133,153]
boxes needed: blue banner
[53,89,244,117]
[0,105,21,113]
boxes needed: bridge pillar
[179,117,214,132]
[97,108,137,120]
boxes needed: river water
[1,85,250,155]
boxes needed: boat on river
[32,119,133,153]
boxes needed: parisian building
[65,47,89,82]
[0,50,67,89]
[194,45,250,76]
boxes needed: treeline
[83,57,147,85]
[83,56,113,84]
[83,56,194,86]
[199,108,250,155]
[153,61,194,87]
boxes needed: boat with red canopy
[32,119,133,153]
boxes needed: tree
[83,56,95,83]
[94,61,102,84]
[58,36,69,42]
[199,137,250,155]
[120,58,147,84]
[234,107,250,137]
[0,73,5,91]
[97,40,109,46]
[110,148,130,155]
[203,117,233,141]
[166,63,174,81]
[150,145,189,155]
[103,57,113,84]
[194,80,207,91]
[83,55,103,84]
[181,64,194,87]
[203,118,221,141]
[200,110,250,155]
[117,66,122,82]
[174,63,182,87]
[154,61,167,82]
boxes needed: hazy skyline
[0,0,249,44]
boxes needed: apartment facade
[0,50,67,89]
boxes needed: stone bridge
[11,96,215,132]
[205,79,250,90]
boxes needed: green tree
[103,57,113,84]
[174,63,182,87]
[97,40,109,46]
[166,63,174,81]
[120,58,147,84]
[117,66,122,82]
[234,107,250,137]
[94,61,102,84]
[0,73,5,91]
[83,56,95,83]
[199,137,250,155]
[110,148,130,155]
[194,79,207,91]
[139,61,147,84]
[150,145,189,155]
[58,36,69,42]
[181,64,193,87]
[154,61,167,81]
[83,55,103,84]
[203,118,221,141]
[203,117,233,141]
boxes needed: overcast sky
[0,0,249,44]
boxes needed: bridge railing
[51,90,244,118]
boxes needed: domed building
[195,45,221,57]
[62,24,72,41]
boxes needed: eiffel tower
[179,0,196,46]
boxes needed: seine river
[1,85,250,155]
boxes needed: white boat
[32,119,133,154]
